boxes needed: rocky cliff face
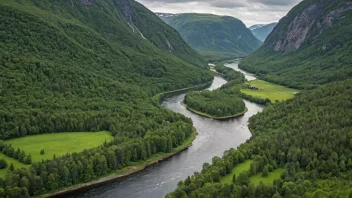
[240,0,352,89]
[268,1,352,53]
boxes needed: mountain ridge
[0,1,213,196]
[157,13,262,61]
[240,0,352,89]
[249,22,277,41]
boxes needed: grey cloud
[247,0,301,6]
[209,1,248,8]
[139,0,300,8]
[137,0,303,26]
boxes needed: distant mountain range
[156,13,262,61]
[241,0,352,89]
[249,23,277,41]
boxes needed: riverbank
[153,81,213,104]
[44,82,214,198]
[181,102,248,120]
[45,130,197,198]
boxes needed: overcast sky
[136,0,302,27]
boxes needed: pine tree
[9,163,14,171]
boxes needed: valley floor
[241,80,298,102]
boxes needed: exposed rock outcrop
[274,2,324,52]
[113,0,146,39]
[270,1,352,53]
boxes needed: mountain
[167,78,352,198]
[249,24,265,31]
[0,0,213,196]
[157,13,262,61]
[240,0,352,89]
[249,22,277,41]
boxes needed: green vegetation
[241,80,298,102]
[220,160,252,183]
[221,160,284,186]
[0,0,213,197]
[5,132,114,162]
[240,0,352,89]
[184,91,246,118]
[216,64,272,105]
[184,64,246,118]
[0,154,30,178]
[167,79,352,197]
[249,168,284,185]
[157,13,262,61]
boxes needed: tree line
[167,79,352,197]
[183,65,247,117]
[0,141,31,165]
[216,64,271,105]
[0,1,213,197]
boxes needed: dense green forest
[240,0,352,89]
[216,64,271,105]
[0,0,213,197]
[183,65,246,118]
[183,64,272,118]
[157,13,262,61]
[184,90,246,118]
[167,79,352,198]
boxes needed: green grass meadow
[241,80,298,102]
[5,131,113,162]
[221,160,252,183]
[221,160,284,186]
[249,168,284,185]
[0,153,30,178]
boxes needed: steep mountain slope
[157,13,262,61]
[0,0,213,196]
[240,0,352,89]
[1,0,213,137]
[249,22,277,41]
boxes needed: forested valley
[183,63,271,118]
[168,0,352,197]
[1,0,352,197]
[240,0,352,90]
[183,65,246,118]
[168,79,352,198]
[0,0,213,197]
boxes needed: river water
[69,62,264,198]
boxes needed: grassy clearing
[43,129,197,198]
[241,80,298,102]
[250,168,284,185]
[221,160,252,184]
[5,131,113,162]
[221,160,284,186]
[0,153,30,178]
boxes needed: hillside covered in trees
[167,79,352,198]
[157,13,262,61]
[0,0,213,197]
[240,0,352,89]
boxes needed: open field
[0,153,30,178]
[241,80,298,102]
[221,160,284,186]
[5,131,113,162]
[221,160,252,183]
[250,168,284,185]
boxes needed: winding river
[69,62,264,198]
